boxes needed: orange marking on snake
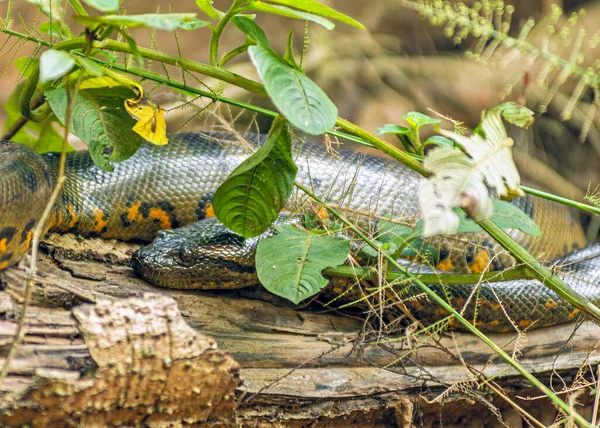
[518,319,533,328]
[469,250,491,273]
[92,208,107,232]
[0,238,7,254]
[568,308,580,320]
[127,201,143,222]
[490,319,500,327]
[544,298,558,310]
[23,231,33,249]
[204,204,215,219]
[436,258,454,271]
[0,261,9,270]
[67,204,79,229]
[434,308,449,317]
[149,207,172,229]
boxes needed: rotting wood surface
[0,233,599,426]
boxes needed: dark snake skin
[0,133,596,332]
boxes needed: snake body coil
[0,133,596,332]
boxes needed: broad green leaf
[81,0,118,12]
[45,85,144,171]
[378,124,410,135]
[256,225,350,304]
[423,135,455,149]
[232,16,269,46]
[249,45,337,135]
[39,49,75,84]
[440,111,523,198]
[419,146,492,237]
[3,83,66,153]
[493,102,535,128]
[196,0,224,18]
[248,2,334,30]
[261,0,365,29]
[213,117,298,238]
[74,13,206,31]
[403,111,441,130]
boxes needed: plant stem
[295,181,590,427]
[521,185,600,216]
[68,0,87,16]
[323,264,531,284]
[209,2,243,66]
[220,41,253,66]
[335,117,431,177]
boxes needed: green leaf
[247,2,335,30]
[76,57,104,77]
[74,13,205,31]
[423,135,455,149]
[284,29,301,69]
[39,21,66,40]
[3,83,66,153]
[249,45,337,135]
[15,57,39,78]
[213,117,298,238]
[81,0,118,12]
[39,49,75,84]
[378,124,410,135]
[196,0,224,18]
[122,31,144,68]
[232,16,269,46]
[261,0,365,29]
[45,84,144,171]
[256,225,350,304]
[493,102,535,128]
[403,111,441,131]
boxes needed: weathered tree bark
[0,233,599,426]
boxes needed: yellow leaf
[125,99,169,145]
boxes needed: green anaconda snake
[0,132,597,333]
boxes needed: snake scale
[0,132,597,332]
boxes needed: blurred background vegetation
[1,0,599,210]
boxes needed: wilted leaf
[494,102,535,128]
[419,146,492,237]
[440,111,523,198]
[256,224,350,304]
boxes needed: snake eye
[169,248,196,267]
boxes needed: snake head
[130,216,287,290]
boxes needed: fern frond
[399,1,600,142]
